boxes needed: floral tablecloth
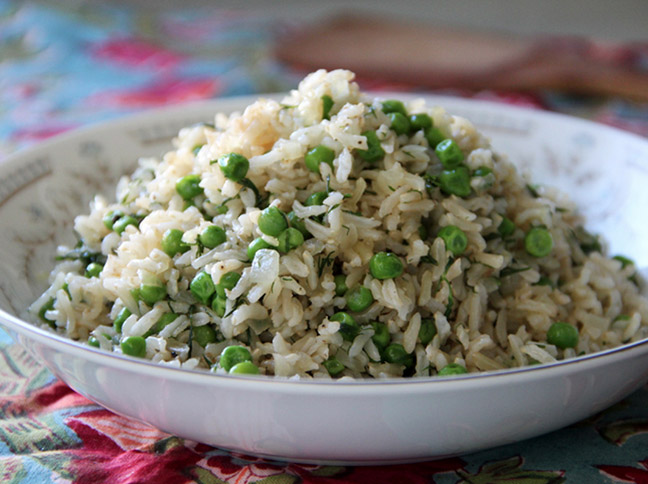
[2,2,648,482]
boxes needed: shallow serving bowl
[1,95,647,464]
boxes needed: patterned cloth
[1,2,648,482]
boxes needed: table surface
[1,2,648,482]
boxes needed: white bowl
[1,95,648,465]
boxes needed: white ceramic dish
[1,95,647,465]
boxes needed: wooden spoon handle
[275,15,648,101]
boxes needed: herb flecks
[573,226,602,254]
[526,184,541,198]
[500,266,531,277]
[56,246,107,266]
[420,255,438,265]
[317,252,336,277]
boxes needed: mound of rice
[31,69,648,379]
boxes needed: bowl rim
[1,93,647,391]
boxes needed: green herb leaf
[500,266,531,277]
[420,255,438,265]
[317,252,336,277]
[526,183,541,198]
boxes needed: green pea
[139,283,167,305]
[215,271,241,298]
[161,228,190,257]
[334,274,348,297]
[473,166,492,177]
[120,336,146,358]
[103,210,124,230]
[358,130,385,163]
[546,321,579,349]
[382,99,407,116]
[613,255,634,268]
[258,206,288,236]
[384,343,414,366]
[305,191,328,206]
[435,139,464,169]
[438,363,468,376]
[346,286,374,312]
[419,318,437,345]
[438,225,468,257]
[247,237,275,261]
[370,322,390,350]
[229,361,260,375]
[113,215,139,235]
[199,225,226,249]
[216,152,249,182]
[321,94,334,120]
[439,166,471,197]
[498,217,516,237]
[190,271,216,305]
[287,211,311,238]
[331,312,359,342]
[193,324,217,347]
[369,252,404,280]
[409,113,432,132]
[220,345,252,372]
[113,307,132,333]
[148,312,178,336]
[88,335,100,348]
[388,112,410,136]
[277,227,304,253]
[211,295,227,317]
[424,126,445,148]
[176,174,203,200]
[525,227,553,257]
[305,145,335,173]
[85,262,103,278]
[323,357,345,376]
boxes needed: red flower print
[598,459,648,483]
[34,380,92,410]
[297,457,466,484]
[12,125,76,142]
[192,451,465,484]
[87,78,221,108]
[197,452,309,483]
[66,410,202,484]
[90,37,184,70]
[6,82,40,100]
[67,409,169,451]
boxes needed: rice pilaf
[31,69,648,378]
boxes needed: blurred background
[1,0,647,159]
[114,0,648,40]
